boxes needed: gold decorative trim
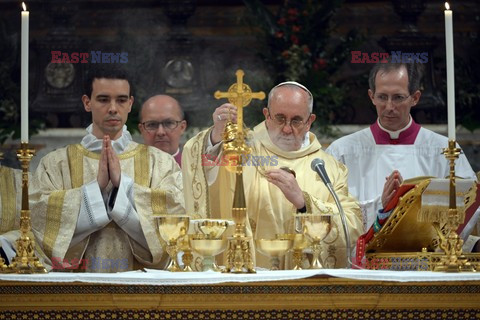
[68,144,151,188]
[190,139,203,202]
[200,128,213,217]
[67,145,84,189]
[418,206,466,224]
[0,166,16,232]
[423,190,472,196]
[365,252,480,272]
[69,143,146,161]
[43,190,66,258]
[366,179,436,253]
[1,309,480,320]
[151,190,167,215]
[133,144,149,187]
[1,278,480,311]
[302,191,312,214]
[464,183,477,210]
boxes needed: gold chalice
[277,233,310,270]
[155,215,190,272]
[256,238,294,270]
[189,234,228,271]
[296,213,332,269]
[177,234,194,272]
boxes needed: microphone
[310,158,352,268]
[311,158,331,185]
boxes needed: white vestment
[183,122,363,268]
[0,165,23,261]
[31,125,185,272]
[326,125,479,251]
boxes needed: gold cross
[214,70,265,134]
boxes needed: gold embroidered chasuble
[182,122,363,268]
[0,166,22,243]
[31,142,185,272]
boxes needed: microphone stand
[324,183,352,268]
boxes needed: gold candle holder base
[8,211,48,274]
[224,236,256,273]
[223,173,256,274]
[0,259,8,272]
[7,142,47,274]
[431,140,475,272]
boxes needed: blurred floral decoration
[243,0,363,135]
[0,21,44,145]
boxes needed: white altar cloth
[1,269,480,286]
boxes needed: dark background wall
[0,0,479,133]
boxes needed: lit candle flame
[22,2,27,11]
[445,2,450,10]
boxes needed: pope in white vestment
[183,82,363,269]
[31,125,184,272]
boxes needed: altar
[1,269,480,319]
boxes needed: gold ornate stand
[7,143,47,273]
[214,70,265,273]
[432,140,475,272]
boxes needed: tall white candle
[445,2,455,141]
[21,2,29,143]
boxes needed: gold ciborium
[256,238,293,270]
[195,219,231,239]
[155,215,190,272]
[296,213,332,269]
[189,234,228,271]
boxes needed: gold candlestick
[8,142,47,273]
[432,140,474,272]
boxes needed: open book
[355,176,480,267]
[383,176,433,212]
[383,176,479,235]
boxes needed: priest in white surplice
[326,60,479,252]
[30,67,185,272]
